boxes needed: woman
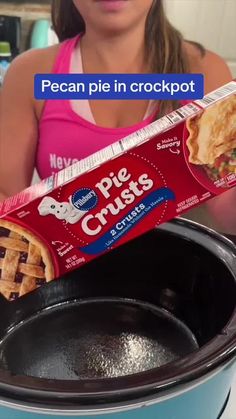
[0,0,235,233]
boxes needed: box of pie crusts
[0,80,236,301]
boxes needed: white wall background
[165,0,236,77]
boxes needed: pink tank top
[37,35,187,180]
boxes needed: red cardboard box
[0,81,236,300]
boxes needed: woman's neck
[80,26,148,74]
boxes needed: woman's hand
[206,189,236,235]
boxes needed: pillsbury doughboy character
[38,196,87,224]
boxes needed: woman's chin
[91,19,135,36]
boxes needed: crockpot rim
[0,358,234,413]
[0,218,235,406]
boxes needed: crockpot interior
[0,219,235,400]
[0,298,199,380]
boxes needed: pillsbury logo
[71,188,98,212]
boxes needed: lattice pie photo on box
[0,220,54,300]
